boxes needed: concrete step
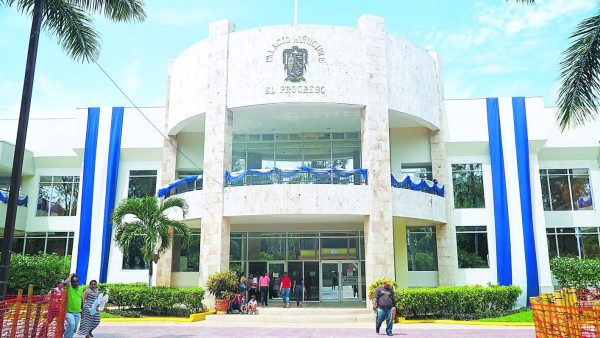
[204,306,375,324]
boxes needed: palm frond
[111,195,192,264]
[556,12,600,130]
[161,196,189,218]
[70,0,146,22]
[0,0,15,6]
[42,0,100,62]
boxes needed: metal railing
[225,167,368,187]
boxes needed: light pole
[0,0,44,300]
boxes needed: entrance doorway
[321,261,361,301]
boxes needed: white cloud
[124,57,142,98]
[442,71,476,99]
[29,75,78,118]
[147,9,213,27]
[0,74,23,118]
[426,27,498,52]
[479,0,595,35]
[470,64,512,75]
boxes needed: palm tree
[513,0,600,130]
[0,0,145,299]
[111,196,192,287]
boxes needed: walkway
[93,322,535,337]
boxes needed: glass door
[321,262,340,301]
[304,261,319,301]
[268,261,286,299]
[320,261,361,301]
[340,261,359,300]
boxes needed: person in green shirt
[63,273,83,338]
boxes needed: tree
[0,0,146,299]
[513,0,600,130]
[111,196,192,287]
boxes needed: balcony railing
[157,175,203,198]
[224,166,368,187]
[391,173,444,197]
[0,189,28,206]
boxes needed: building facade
[1,15,598,306]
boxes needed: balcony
[224,166,368,187]
[390,173,446,223]
[158,175,203,199]
[0,189,28,231]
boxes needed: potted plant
[205,270,238,314]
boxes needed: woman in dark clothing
[293,272,304,307]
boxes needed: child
[240,296,248,314]
[248,295,258,315]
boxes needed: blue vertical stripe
[486,98,513,286]
[76,107,100,284]
[99,107,124,283]
[512,97,539,301]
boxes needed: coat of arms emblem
[283,46,308,82]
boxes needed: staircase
[203,304,374,326]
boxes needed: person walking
[293,271,304,307]
[63,273,83,338]
[36,280,64,338]
[77,280,101,338]
[373,278,397,336]
[280,271,292,308]
[259,271,270,307]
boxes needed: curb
[397,318,534,326]
[101,310,216,322]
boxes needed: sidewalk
[92,321,535,337]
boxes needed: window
[36,176,79,216]
[540,169,593,211]
[0,177,10,191]
[122,235,149,270]
[456,226,489,268]
[0,231,74,256]
[452,164,485,208]
[124,170,157,269]
[231,131,361,171]
[401,163,433,181]
[176,171,203,193]
[127,170,157,198]
[172,231,201,272]
[547,227,600,259]
[406,226,438,271]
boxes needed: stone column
[358,15,395,299]
[428,52,456,286]
[199,19,235,286]
[156,60,178,286]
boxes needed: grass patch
[477,309,533,323]
[100,312,123,319]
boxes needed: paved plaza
[92,322,535,337]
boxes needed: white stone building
[1,15,598,306]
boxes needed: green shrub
[550,257,600,289]
[99,283,205,317]
[205,270,237,299]
[104,309,141,318]
[8,253,71,294]
[368,277,399,299]
[390,284,521,319]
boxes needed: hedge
[550,257,600,289]
[369,278,521,319]
[389,284,521,320]
[8,253,71,294]
[98,283,205,317]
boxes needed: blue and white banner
[76,107,124,284]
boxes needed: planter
[215,298,229,315]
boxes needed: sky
[0,0,595,119]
